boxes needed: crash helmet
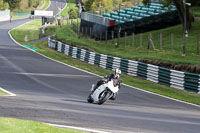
[114,68,121,78]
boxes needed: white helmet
[114,68,121,75]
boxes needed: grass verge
[55,21,200,65]
[0,117,84,133]
[10,20,200,105]
[10,19,41,42]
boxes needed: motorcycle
[87,79,119,105]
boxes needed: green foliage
[69,8,78,19]
[4,0,21,10]
[113,0,122,5]
[85,0,113,11]
[85,0,95,11]
[32,0,40,8]
[0,0,9,10]
[28,0,32,7]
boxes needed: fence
[0,10,10,22]
[69,22,200,55]
[48,38,200,94]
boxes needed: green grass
[0,117,84,133]
[54,21,200,65]
[10,20,41,42]
[191,6,200,17]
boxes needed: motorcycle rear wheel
[87,93,93,103]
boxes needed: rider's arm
[105,74,114,81]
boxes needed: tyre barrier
[48,38,200,94]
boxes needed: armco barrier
[48,38,200,94]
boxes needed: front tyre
[98,90,112,105]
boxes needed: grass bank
[55,21,200,65]
[10,20,41,42]
[10,20,200,105]
[0,117,84,133]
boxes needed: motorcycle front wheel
[98,90,112,105]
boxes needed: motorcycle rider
[92,68,122,100]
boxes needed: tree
[143,0,194,30]
[0,0,9,10]
[4,0,21,11]
[69,8,78,19]
[85,0,113,11]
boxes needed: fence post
[105,30,108,44]
[100,31,102,41]
[81,27,84,38]
[90,27,92,38]
[112,30,114,43]
[125,32,127,47]
[132,33,135,47]
[85,27,88,38]
[140,33,143,48]
[148,33,155,49]
[171,33,174,51]
[197,36,199,55]
[160,33,162,49]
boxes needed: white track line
[0,87,16,96]
[46,123,111,133]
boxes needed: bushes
[28,0,40,8]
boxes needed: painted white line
[55,0,67,16]
[46,123,111,133]
[7,11,200,108]
[0,87,16,96]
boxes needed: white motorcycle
[87,79,120,105]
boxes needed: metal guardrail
[48,38,200,94]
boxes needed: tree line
[0,0,41,11]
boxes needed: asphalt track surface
[0,1,200,133]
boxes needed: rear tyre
[87,93,93,103]
[98,90,112,105]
